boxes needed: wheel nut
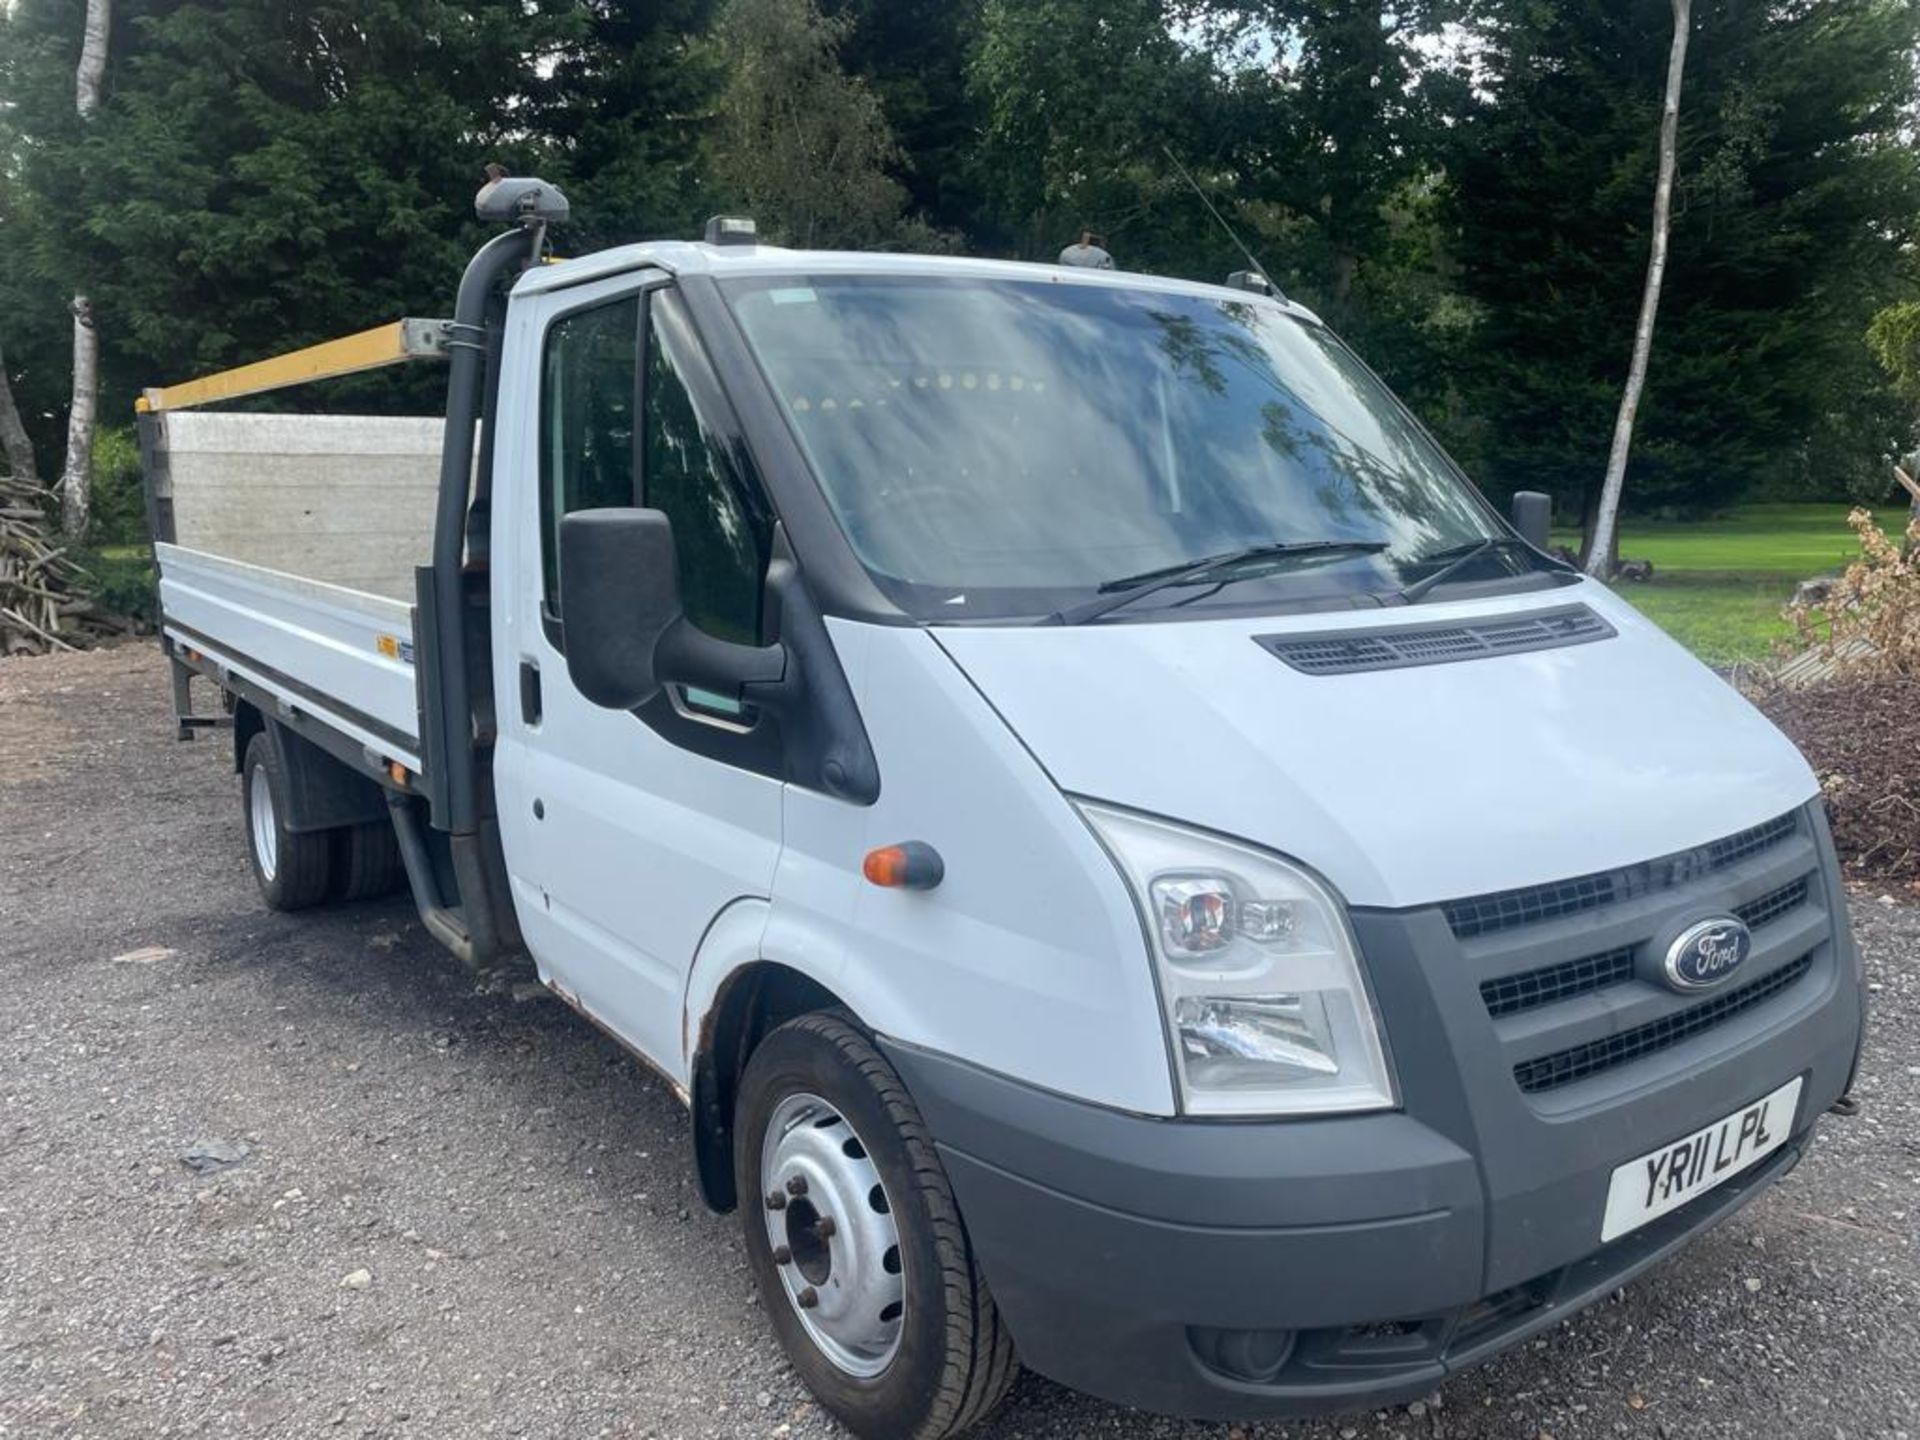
[765,1191,786,1212]
[797,1286,819,1309]
[785,1175,808,1197]
[815,1215,837,1238]
[772,1245,792,1266]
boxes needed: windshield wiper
[1397,534,1566,604]
[1049,540,1390,625]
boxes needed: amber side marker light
[862,841,945,891]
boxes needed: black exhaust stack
[410,172,570,969]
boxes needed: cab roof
[513,239,1317,321]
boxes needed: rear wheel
[242,731,333,911]
[735,1012,1018,1440]
[334,818,405,902]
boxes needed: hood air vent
[1257,603,1615,677]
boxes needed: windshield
[723,274,1513,621]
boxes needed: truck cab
[141,180,1864,1437]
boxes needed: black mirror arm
[654,618,787,697]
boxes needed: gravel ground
[2,644,1917,1440]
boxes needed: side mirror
[558,508,785,711]
[1510,490,1552,551]
[559,509,681,709]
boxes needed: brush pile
[1758,677,1920,888]
[0,469,117,655]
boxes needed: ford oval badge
[1663,917,1752,991]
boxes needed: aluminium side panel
[155,543,422,770]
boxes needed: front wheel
[735,1013,1018,1440]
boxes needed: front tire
[735,1013,1018,1440]
[242,731,333,911]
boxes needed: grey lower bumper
[882,1039,1831,1422]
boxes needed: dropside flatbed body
[155,543,421,772]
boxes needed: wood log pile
[0,469,121,656]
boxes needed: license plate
[1600,1077,1802,1243]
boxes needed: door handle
[519,660,542,726]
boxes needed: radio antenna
[1161,144,1282,297]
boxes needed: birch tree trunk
[0,341,39,485]
[1585,0,1690,580]
[59,300,98,537]
[58,0,112,539]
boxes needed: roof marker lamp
[1076,802,1396,1117]
[704,215,758,246]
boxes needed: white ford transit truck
[140,176,1864,1438]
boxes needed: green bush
[77,547,157,627]
[88,426,149,547]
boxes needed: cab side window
[642,292,774,645]
[539,294,639,617]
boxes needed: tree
[1585,0,1690,579]
[58,0,110,538]
[820,0,987,238]
[0,24,44,491]
[6,0,578,420]
[1453,0,1920,534]
[0,0,1911,599]
[969,0,1473,415]
[707,0,920,250]
[1867,298,1920,530]
[0,341,39,487]
[1193,3,1471,325]
[538,0,720,251]
[0,4,75,475]
[0,10,92,653]
[1868,300,1920,401]
[970,0,1236,273]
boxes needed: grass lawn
[1553,503,1868,667]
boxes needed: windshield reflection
[725,275,1503,620]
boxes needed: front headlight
[1076,801,1396,1117]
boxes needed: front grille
[1706,814,1801,869]
[1480,945,1635,1018]
[1448,872,1616,940]
[1445,812,1800,940]
[1736,877,1809,931]
[1512,954,1814,1094]
[1257,604,1614,677]
[1477,873,1814,1023]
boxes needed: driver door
[493,274,784,1082]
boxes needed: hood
[934,582,1818,910]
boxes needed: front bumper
[878,807,1865,1421]
[886,1040,1833,1421]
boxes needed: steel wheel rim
[760,1091,904,1377]
[249,765,278,882]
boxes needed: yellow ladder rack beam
[136,318,453,414]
